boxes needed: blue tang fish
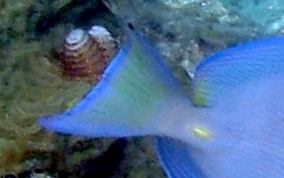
[38,29,284,177]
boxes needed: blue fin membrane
[38,31,186,137]
[191,36,284,106]
[156,137,204,178]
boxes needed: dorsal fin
[191,36,284,106]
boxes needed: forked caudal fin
[38,30,189,137]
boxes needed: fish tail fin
[38,30,188,138]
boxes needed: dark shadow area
[73,138,128,178]
[26,0,119,39]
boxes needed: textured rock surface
[219,0,284,33]
[103,0,266,94]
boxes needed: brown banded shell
[59,26,116,83]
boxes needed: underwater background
[0,0,283,177]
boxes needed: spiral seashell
[88,25,116,61]
[59,25,116,83]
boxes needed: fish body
[38,30,284,178]
[157,36,284,178]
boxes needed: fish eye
[127,23,134,30]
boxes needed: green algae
[0,0,96,174]
[0,39,93,174]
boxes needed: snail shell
[60,25,116,83]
